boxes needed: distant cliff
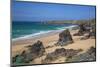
[42,19,96,25]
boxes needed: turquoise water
[12,21,77,40]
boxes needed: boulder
[73,23,90,36]
[56,29,73,46]
[12,40,45,64]
[29,40,45,56]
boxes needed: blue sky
[12,0,96,21]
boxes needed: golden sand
[12,30,95,64]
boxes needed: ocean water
[12,22,78,40]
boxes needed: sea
[12,21,78,41]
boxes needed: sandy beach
[11,1,96,66]
[12,29,95,64]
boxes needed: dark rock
[77,23,87,36]
[43,48,82,63]
[89,25,96,39]
[73,23,96,40]
[67,46,96,62]
[87,46,96,55]
[25,40,45,61]
[55,48,66,54]
[56,29,73,46]
[73,23,91,36]
[12,55,19,63]
[12,40,45,64]
[29,40,45,56]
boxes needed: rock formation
[66,46,96,62]
[12,40,45,64]
[73,22,96,40]
[29,40,45,56]
[43,48,82,63]
[73,23,90,36]
[55,29,73,46]
[88,25,96,39]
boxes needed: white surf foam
[12,30,53,41]
[12,25,78,41]
[56,25,78,30]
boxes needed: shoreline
[12,29,95,56]
[12,25,78,42]
[12,25,95,64]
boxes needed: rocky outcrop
[29,40,45,56]
[80,26,95,40]
[12,40,45,64]
[73,23,90,36]
[66,46,96,62]
[42,48,82,63]
[55,29,73,46]
[73,23,96,40]
[87,46,96,55]
[88,25,96,39]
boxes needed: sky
[12,0,96,22]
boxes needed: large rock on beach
[80,24,96,40]
[29,40,45,56]
[12,40,45,64]
[56,29,73,46]
[73,23,90,36]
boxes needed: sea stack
[55,29,73,46]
